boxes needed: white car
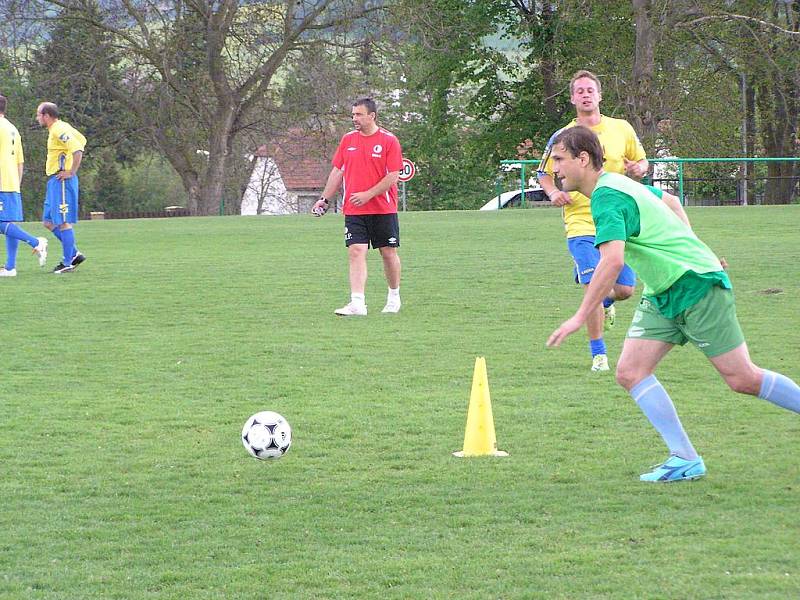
[479,186,548,210]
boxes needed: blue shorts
[567,235,636,286]
[43,175,79,225]
[0,191,24,221]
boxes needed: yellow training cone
[453,357,508,457]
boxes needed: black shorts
[344,214,400,248]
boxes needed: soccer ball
[241,411,292,460]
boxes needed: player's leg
[603,264,636,330]
[0,192,47,268]
[618,337,700,461]
[57,176,79,270]
[45,223,83,267]
[372,214,401,313]
[347,243,368,295]
[584,290,608,371]
[57,224,76,271]
[1,234,18,275]
[0,227,47,272]
[379,246,401,313]
[698,288,800,413]
[618,299,705,481]
[335,216,369,316]
[44,176,72,273]
[569,236,609,371]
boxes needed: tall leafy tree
[22,0,385,215]
[669,0,800,202]
[28,1,143,162]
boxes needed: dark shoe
[53,263,75,274]
[71,252,86,267]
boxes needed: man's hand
[548,190,573,207]
[546,315,585,348]
[311,197,328,217]
[56,170,74,181]
[349,191,372,207]
[623,158,645,180]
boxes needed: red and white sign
[398,158,416,182]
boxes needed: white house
[241,129,335,215]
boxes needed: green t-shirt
[591,173,730,318]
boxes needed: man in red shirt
[313,98,403,316]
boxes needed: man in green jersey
[546,126,800,482]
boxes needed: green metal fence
[649,157,800,206]
[498,157,800,208]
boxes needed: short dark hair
[0,95,6,114]
[570,69,602,95]
[39,102,59,119]
[552,126,604,170]
[353,97,377,115]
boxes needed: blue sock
[60,228,76,266]
[630,374,698,460]
[589,338,606,357]
[5,236,19,270]
[1,221,38,247]
[759,370,800,413]
[50,227,80,258]
[602,297,614,309]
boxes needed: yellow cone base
[452,449,508,458]
[453,357,508,458]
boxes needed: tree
[23,0,383,215]
[671,0,800,203]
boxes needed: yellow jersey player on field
[537,70,648,372]
[0,95,48,276]
[36,102,87,274]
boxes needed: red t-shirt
[332,128,403,215]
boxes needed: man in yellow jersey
[538,70,648,372]
[35,102,86,274]
[0,95,48,276]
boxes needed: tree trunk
[629,0,657,148]
[197,101,237,215]
[758,71,799,204]
[743,75,757,203]
[539,3,559,123]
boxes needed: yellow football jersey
[46,120,86,175]
[0,117,24,193]
[540,115,646,237]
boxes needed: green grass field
[1,207,799,599]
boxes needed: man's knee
[348,244,368,258]
[614,284,635,301]
[615,360,649,391]
[724,371,762,396]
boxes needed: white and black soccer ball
[241,411,292,460]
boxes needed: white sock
[351,292,365,307]
[388,287,400,301]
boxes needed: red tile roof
[256,128,340,191]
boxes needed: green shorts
[626,286,745,357]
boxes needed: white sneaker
[604,304,616,330]
[591,354,610,372]
[381,299,401,313]
[334,302,367,316]
[0,268,17,277]
[33,237,48,267]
